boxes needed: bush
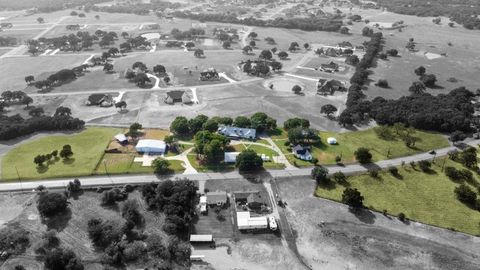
[418,160,432,172]
[341,188,364,208]
[454,184,477,205]
[388,166,399,176]
[123,241,147,262]
[101,188,128,205]
[37,193,68,217]
[311,166,329,185]
[368,169,379,178]
[332,171,347,184]
[87,218,123,248]
[354,147,372,164]
[152,158,171,174]
[121,200,143,226]
[449,130,467,142]
[44,248,83,270]
[0,226,30,257]
[398,212,406,222]
[235,149,263,172]
[376,79,389,88]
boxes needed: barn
[135,139,166,154]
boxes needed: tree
[418,160,432,172]
[132,61,147,71]
[188,114,209,134]
[134,73,151,87]
[121,32,129,39]
[34,155,47,167]
[278,51,289,60]
[376,79,389,88]
[386,49,398,56]
[340,26,350,34]
[289,85,301,94]
[421,74,437,87]
[311,166,329,185]
[170,116,189,135]
[283,118,309,130]
[234,116,251,128]
[108,47,119,56]
[37,193,68,217]
[203,139,224,163]
[345,55,359,65]
[414,66,426,76]
[194,48,204,58]
[332,171,347,184]
[70,11,78,16]
[342,188,364,208]
[222,41,231,49]
[271,47,277,54]
[270,61,282,71]
[242,46,253,55]
[103,63,114,73]
[248,32,258,40]
[37,17,45,24]
[460,147,477,168]
[115,101,127,111]
[235,149,263,172]
[265,37,275,44]
[288,42,299,52]
[320,104,338,116]
[153,64,166,75]
[409,81,426,95]
[44,248,84,270]
[362,26,373,37]
[54,106,71,116]
[29,107,44,117]
[60,145,73,160]
[249,40,256,47]
[122,200,143,226]
[259,49,273,60]
[67,179,82,193]
[354,147,372,164]
[250,112,276,133]
[454,184,477,205]
[128,122,142,138]
[203,119,218,132]
[22,96,33,108]
[25,75,35,85]
[288,127,320,145]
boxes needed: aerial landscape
[0,0,480,269]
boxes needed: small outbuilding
[236,212,268,230]
[224,152,240,163]
[135,139,166,154]
[327,137,337,145]
[189,234,213,243]
[114,134,128,144]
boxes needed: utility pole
[15,165,23,192]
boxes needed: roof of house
[218,125,256,139]
[206,191,227,204]
[166,90,185,100]
[189,234,213,242]
[88,94,109,104]
[321,61,339,69]
[135,139,166,152]
[236,212,268,228]
[292,145,310,156]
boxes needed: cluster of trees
[170,113,277,136]
[142,180,197,237]
[120,35,151,52]
[235,149,264,172]
[170,28,205,40]
[0,111,85,140]
[0,0,109,12]
[37,192,69,218]
[89,1,181,15]
[242,59,282,77]
[35,230,84,270]
[0,90,33,108]
[194,130,230,164]
[0,36,17,46]
[372,0,480,30]
[171,11,343,32]
[34,68,78,91]
[0,225,30,260]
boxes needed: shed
[135,139,166,154]
[236,212,268,230]
[189,234,213,243]
[224,152,240,163]
[206,191,227,205]
[327,137,337,145]
[114,134,128,144]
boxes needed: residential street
[0,140,473,192]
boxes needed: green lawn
[315,159,480,235]
[1,127,120,181]
[273,127,449,166]
[187,154,235,173]
[95,153,185,175]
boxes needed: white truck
[268,216,278,231]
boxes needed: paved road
[1,140,474,192]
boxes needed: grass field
[315,159,480,235]
[273,127,449,166]
[1,127,120,181]
[94,153,185,175]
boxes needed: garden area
[315,159,480,235]
[272,126,450,166]
[1,127,119,181]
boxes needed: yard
[1,127,120,181]
[94,153,185,175]
[315,159,480,235]
[273,127,449,166]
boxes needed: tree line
[171,11,343,32]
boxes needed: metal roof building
[135,139,166,154]
[189,234,213,243]
[236,212,268,230]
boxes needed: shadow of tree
[349,207,376,224]
[42,208,72,232]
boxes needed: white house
[199,195,207,214]
[236,212,268,230]
[292,145,313,161]
[135,139,166,154]
[224,152,240,163]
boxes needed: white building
[224,152,240,163]
[327,137,337,145]
[114,134,128,144]
[135,139,166,154]
[236,211,268,230]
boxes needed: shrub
[388,166,399,176]
[87,218,123,248]
[37,193,68,217]
[376,79,389,88]
[449,130,467,142]
[398,212,406,222]
[354,147,372,164]
[418,160,431,172]
[123,241,147,262]
[101,188,128,205]
[368,169,379,178]
[454,184,477,205]
[335,155,342,164]
[332,171,347,184]
[341,188,364,208]
[311,157,318,164]
[0,226,30,257]
[121,200,143,226]
[235,149,263,172]
[311,166,329,185]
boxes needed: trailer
[236,211,268,230]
